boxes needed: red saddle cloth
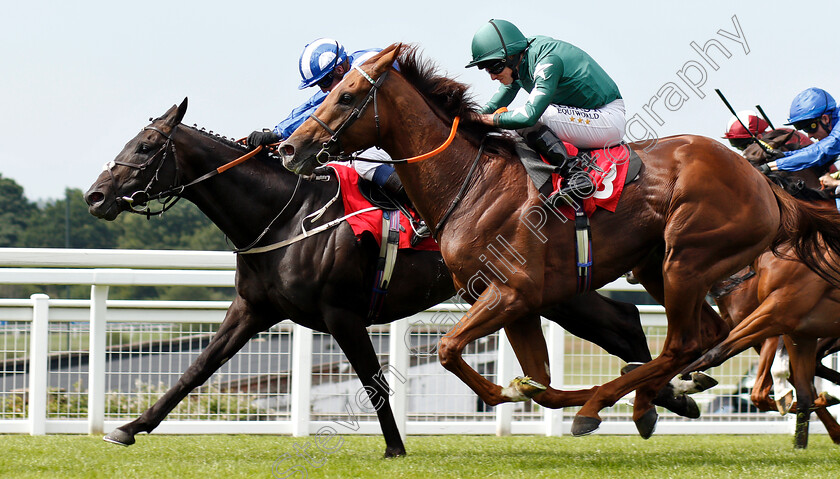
[548,143,631,220]
[328,164,439,251]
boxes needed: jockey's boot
[384,172,430,246]
[525,125,594,205]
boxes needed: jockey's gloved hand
[247,130,280,148]
[754,163,771,175]
[766,148,785,161]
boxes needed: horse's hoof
[635,408,658,439]
[683,395,701,419]
[689,371,718,392]
[103,429,135,446]
[820,392,840,408]
[501,376,547,401]
[665,394,700,419]
[776,391,794,416]
[571,415,601,437]
[383,446,406,458]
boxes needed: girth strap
[368,210,401,321]
[574,202,593,293]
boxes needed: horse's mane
[181,124,249,151]
[395,45,517,154]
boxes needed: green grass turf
[1,434,838,478]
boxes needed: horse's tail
[768,177,840,287]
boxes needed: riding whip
[754,104,776,130]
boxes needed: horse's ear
[371,43,402,74]
[174,97,188,125]
[773,129,795,148]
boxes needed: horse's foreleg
[785,335,818,449]
[104,297,271,446]
[503,314,595,409]
[322,308,405,458]
[437,286,541,406]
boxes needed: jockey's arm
[772,125,840,172]
[490,55,562,129]
[481,83,519,115]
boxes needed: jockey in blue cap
[247,38,429,240]
[759,88,840,209]
[761,88,840,172]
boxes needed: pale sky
[1,0,835,201]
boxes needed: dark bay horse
[278,43,840,438]
[676,133,840,448]
[84,99,695,457]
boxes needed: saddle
[517,140,643,293]
[516,139,643,198]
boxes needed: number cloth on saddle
[328,163,439,250]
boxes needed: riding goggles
[793,119,820,134]
[478,59,507,75]
[317,71,336,90]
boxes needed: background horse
[677,133,840,448]
[84,99,695,457]
[278,44,840,438]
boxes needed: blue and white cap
[298,38,347,89]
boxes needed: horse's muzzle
[279,142,316,175]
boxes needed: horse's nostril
[281,144,295,157]
[86,191,104,205]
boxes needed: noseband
[308,66,389,164]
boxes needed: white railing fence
[0,248,836,438]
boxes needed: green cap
[466,19,528,68]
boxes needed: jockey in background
[465,19,626,204]
[723,110,770,151]
[247,38,430,241]
[723,109,812,152]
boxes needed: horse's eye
[339,93,353,105]
[138,143,151,153]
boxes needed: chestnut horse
[279,44,840,438]
[84,99,695,456]
[678,133,840,448]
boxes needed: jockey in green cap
[467,19,626,204]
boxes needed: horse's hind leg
[541,292,699,418]
[572,244,732,437]
[322,308,405,458]
[104,296,273,446]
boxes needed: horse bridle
[108,123,183,217]
[308,66,389,164]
